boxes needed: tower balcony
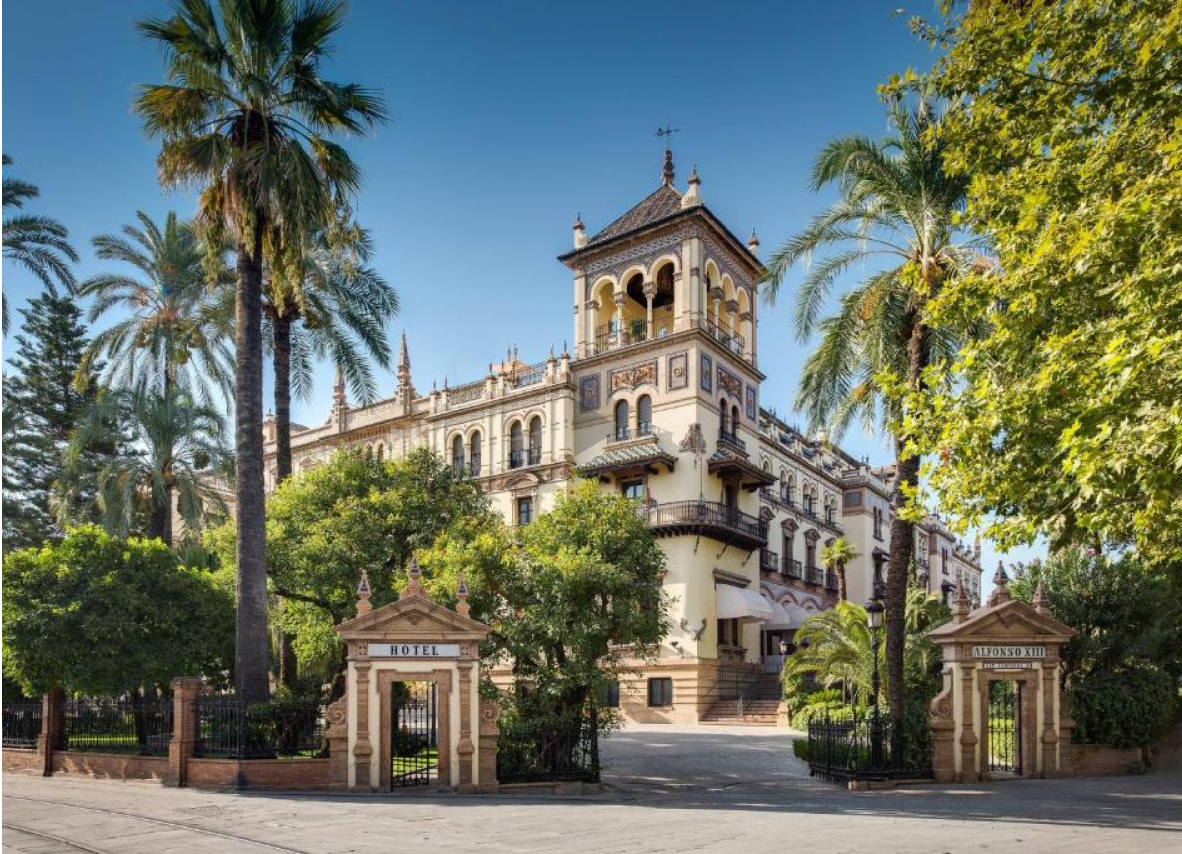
[640,500,768,550]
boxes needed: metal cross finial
[654,123,681,148]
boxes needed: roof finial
[681,164,702,208]
[355,569,372,616]
[952,575,969,623]
[988,560,1012,606]
[400,554,425,600]
[747,227,760,254]
[456,575,470,618]
[1034,578,1050,616]
[661,147,675,186]
[572,212,586,249]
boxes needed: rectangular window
[516,496,533,526]
[604,681,620,708]
[622,479,644,501]
[717,617,740,647]
[647,677,673,707]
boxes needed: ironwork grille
[988,680,1022,775]
[806,711,934,783]
[194,694,326,759]
[62,696,172,756]
[496,708,599,784]
[2,699,42,749]
[391,682,438,789]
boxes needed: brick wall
[1070,744,1145,776]
[2,749,41,774]
[185,758,331,790]
[51,752,169,781]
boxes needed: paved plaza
[4,725,1181,853]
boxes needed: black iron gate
[391,681,438,789]
[987,680,1022,775]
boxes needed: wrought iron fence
[195,694,326,759]
[509,361,548,388]
[2,699,42,749]
[62,696,172,756]
[806,711,932,783]
[496,711,599,784]
[448,379,485,405]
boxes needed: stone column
[612,292,626,347]
[958,660,979,782]
[478,696,500,794]
[353,661,373,789]
[167,677,202,787]
[38,687,64,777]
[643,281,657,340]
[456,661,475,792]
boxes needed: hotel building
[263,151,983,723]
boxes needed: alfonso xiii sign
[971,644,1046,659]
[368,642,461,659]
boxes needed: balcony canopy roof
[577,442,676,478]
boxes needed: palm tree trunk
[837,561,847,602]
[149,493,172,544]
[271,314,299,690]
[234,219,271,706]
[885,316,927,766]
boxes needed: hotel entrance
[390,681,439,789]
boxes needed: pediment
[336,593,491,641]
[930,597,1074,643]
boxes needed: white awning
[716,584,774,621]
[763,599,811,630]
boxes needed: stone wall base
[1070,744,1146,777]
[51,752,169,781]
[2,749,41,774]
[186,758,332,790]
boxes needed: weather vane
[654,123,680,148]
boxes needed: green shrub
[792,738,810,761]
[1069,662,1178,748]
[790,689,851,728]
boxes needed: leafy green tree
[2,525,234,696]
[2,294,116,550]
[205,449,494,689]
[70,387,233,544]
[78,211,234,406]
[136,0,387,704]
[760,95,978,752]
[1010,547,1182,747]
[2,154,78,334]
[423,480,668,765]
[820,536,859,601]
[895,1,1182,563]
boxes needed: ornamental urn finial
[456,575,470,618]
[952,575,969,623]
[401,555,425,600]
[1034,578,1050,616]
[355,569,372,616]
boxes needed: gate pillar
[333,562,495,792]
[928,566,1074,782]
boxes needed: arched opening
[364,444,373,461]
[376,444,385,462]
[509,421,524,469]
[451,435,464,478]
[591,278,616,355]
[469,431,482,476]
[614,399,630,441]
[621,272,648,343]
[731,404,741,434]
[528,416,542,465]
[636,394,652,436]
[718,397,729,438]
[737,288,752,355]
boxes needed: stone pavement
[4,724,1181,853]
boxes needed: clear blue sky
[1,0,1040,574]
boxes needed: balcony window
[637,394,652,437]
[516,496,533,526]
[469,431,482,476]
[509,421,524,469]
[614,399,630,441]
[622,479,644,501]
[528,416,542,464]
[451,435,464,478]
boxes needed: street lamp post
[865,598,885,772]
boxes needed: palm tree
[784,601,879,707]
[136,0,386,704]
[821,537,859,602]
[761,94,979,761]
[68,387,233,544]
[2,154,79,334]
[78,211,234,406]
[265,226,398,482]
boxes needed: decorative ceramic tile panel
[700,354,713,393]
[579,374,600,411]
[667,352,689,391]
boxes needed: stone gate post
[167,677,202,787]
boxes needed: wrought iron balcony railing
[718,429,746,453]
[508,447,542,469]
[640,500,768,550]
[606,423,655,444]
[806,565,824,585]
[788,559,803,580]
[760,548,779,573]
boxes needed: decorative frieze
[717,364,741,399]
[581,228,689,286]
[610,359,657,393]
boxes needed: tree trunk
[234,220,271,706]
[272,315,300,690]
[836,561,847,602]
[885,316,928,766]
[149,485,173,545]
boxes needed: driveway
[600,722,822,795]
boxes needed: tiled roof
[578,442,676,477]
[581,184,685,251]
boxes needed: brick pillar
[38,688,65,777]
[478,695,500,793]
[168,677,202,787]
[456,661,475,792]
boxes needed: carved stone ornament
[679,423,708,456]
[717,365,742,399]
[610,360,657,392]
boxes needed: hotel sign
[368,643,460,659]
[972,644,1046,659]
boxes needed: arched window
[376,444,385,462]
[731,404,740,433]
[780,471,791,504]
[469,431,482,476]
[718,398,728,437]
[364,444,373,461]
[528,416,542,465]
[636,395,652,436]
[509,421,524,469]
[614,399,630,441]
[452,435,464,478]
